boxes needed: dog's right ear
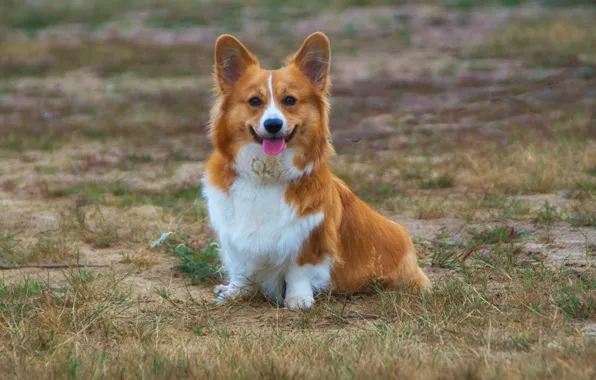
[214,35,258,92]
[288,32,331,94]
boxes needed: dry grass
[120,248,160,269]
[0,0,595,378]
[334,111,595,200]
[1,262,595,378]
[454,137,596,194]
[476,14,596,66]
[0,228,75,265]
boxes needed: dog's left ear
[289,32,331,93]
[214,34,259,92]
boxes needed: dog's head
[210,32,333,181]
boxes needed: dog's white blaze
[259,72,287,135]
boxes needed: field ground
[1,0,595,378]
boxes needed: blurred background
[0,0,594,267]
[0,1,595,377]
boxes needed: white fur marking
[285,256,332,309]
[259,73,287,135]
[202,162,328,304]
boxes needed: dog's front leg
[215,250,257,304]
[284,258,331,310]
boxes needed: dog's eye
[248,97,262,107]
[282,96,296,106]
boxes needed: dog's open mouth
[250,126,298,156]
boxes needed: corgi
[202,32,430,310]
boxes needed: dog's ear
[214,35,259,92]
[288,32,331,93]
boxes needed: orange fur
[206,32,430,298]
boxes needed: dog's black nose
[264,118,283,134]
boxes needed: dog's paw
[284,295,314,310]
[214,284,248,304]
[214,284,229,295]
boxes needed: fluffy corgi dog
[202,32,430,309]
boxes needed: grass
[0,1,595,378]
[452,137,596,194]
[1,261,595,378]
[146,0,247,30]
[420,224,529,270]
[153,232,222,285]
[357,184,401,205]
[0,0,238,32]
[0,134,61,152]
[120,248,160,269]
[47,181,203,211]
[420,174,454,190]
[556,286,596,319]
[446,0,529,11]
[568,210,596,228]
[0,228,75,265]
[421,229,471,269]
[0,0,327,33]
[335,112,595,201]
[446,0,596,11]
[565,181,596,200]
[0,0,127,31]
[0,39,215,78]
[412,197,449,219]
[534,201,562,225]
[475,15,596,66]
[467,225,527,245]
[60,205,120,248]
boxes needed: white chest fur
[202,145,326,303]
[203,177,323,263]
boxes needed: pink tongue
[262,138,285,156]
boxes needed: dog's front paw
[284,295,314,310]
[214,284,248,304]
[214,284,229,295]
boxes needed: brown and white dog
[202,32,430,309]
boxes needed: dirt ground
[0,1,595,379]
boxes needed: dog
[202,32,430,309]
